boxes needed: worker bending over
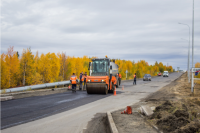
[70,73,78,92]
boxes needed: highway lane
[1,89,116,129]
[1,72,183,133]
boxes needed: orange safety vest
[70,75,77,84]
[119,74,122,78]
[134,75,136,78]
[81,75,85,82]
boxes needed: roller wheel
[104,85,108,95]
[86,85,91,94]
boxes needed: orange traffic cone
[122,86,124,90]
[121,108,127,114]
[127,106,132,114]
[121,109,126,114]
[121,106,132,114]
[114,86,116,96]
[68,86,71,89]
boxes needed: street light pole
[191,0,194,93]
[178,23,190,83]
[192,0,194,69]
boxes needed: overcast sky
[1,0,200,70]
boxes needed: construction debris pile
[144,100,200,133]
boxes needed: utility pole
[191,0,194,93]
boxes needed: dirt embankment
[111,73,200,133]
[143,73,200,133]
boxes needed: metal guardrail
[0,80,74,93]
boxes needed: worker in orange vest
[70,73,78,92]
[83,72,87,90]
[118,73,121,85]
[133,73,137,85]
[81,72,85,91]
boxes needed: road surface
[1,72,182,133]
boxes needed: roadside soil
[143,73,200,133]
[83,113,111,133]
[112,73,200,133]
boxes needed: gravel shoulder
[112,103,157,133]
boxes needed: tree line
[1,46,173,89]
[115,59,173,80]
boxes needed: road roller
[86,57,121,94]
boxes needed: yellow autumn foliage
[115,59,173,80]
[1,46,174,89]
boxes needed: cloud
[1,0,200,70]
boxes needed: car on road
[143,74,151,81]
[163,71,169,77]
[158,72,162,76]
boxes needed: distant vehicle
[158,72,162,76]
[143,74,151,81]
[163,71,169,77]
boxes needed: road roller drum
[86,83,108,94]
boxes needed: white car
[163,71,169,77]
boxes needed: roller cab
[86,58,120,94]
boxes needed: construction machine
[86,57,121,94]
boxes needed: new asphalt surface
[1,89,118,129]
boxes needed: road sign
[195,72,198,76]
[192,68,200,72]
[191,68,200,93]
[195,70,200,76]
